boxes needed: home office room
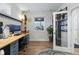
[1,3,79,56]
[0,0,79,59]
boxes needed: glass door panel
[55,13,68,47]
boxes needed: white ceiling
[15,3,63,12]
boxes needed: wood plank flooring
[18,41,53,55]
[74,48,79,54]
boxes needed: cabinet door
[3,45,10,55]
[27,34,29,42]
[25,34,29,44]
[10,40,18,55]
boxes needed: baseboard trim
[29,41,49,42]
[29,39,49,41]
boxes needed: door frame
[53,11,73,53]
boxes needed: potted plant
[47,25,53,42]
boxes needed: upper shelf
[0,13,22,22]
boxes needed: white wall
[0,3,21,20]
[10,4,21,20]
[0,3,11,15]
[27,11,52,41]
[0,3,21,26]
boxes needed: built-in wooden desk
[0,33,29,49]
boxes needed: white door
[53,11,73,53]
[71,6,79,54]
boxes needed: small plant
[47,25,53,34]
[47,25,53,42]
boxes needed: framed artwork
[34,17,44,30]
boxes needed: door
[71,6,79,54]
[53,11,72,53]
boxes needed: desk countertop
[0,33,29,49]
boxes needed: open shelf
[0,13,22,22]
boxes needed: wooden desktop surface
[0,33,29,49]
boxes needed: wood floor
[74,48,79,54]
[18,41,53,55]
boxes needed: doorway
[53,11,72,52]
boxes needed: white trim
[53,46,73,53]
[53,11,73,53]
[53,11,68,14]
[29,39,49,41]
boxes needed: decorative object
[47,25,53,42]
[21,14,27,33]
[3,25,10,38]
